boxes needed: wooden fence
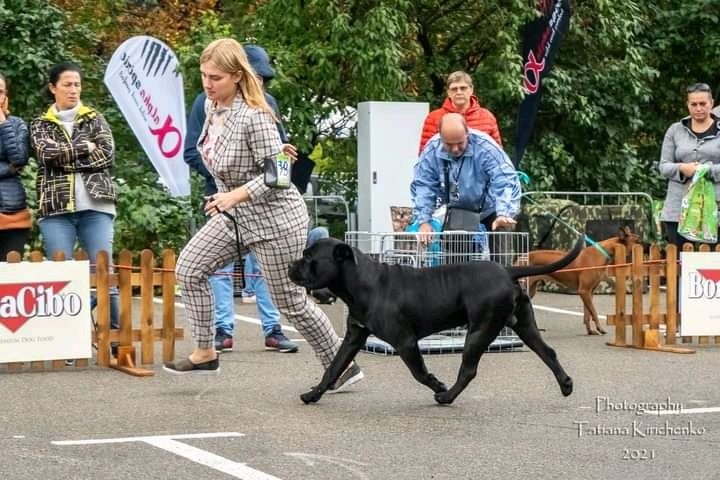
[1,249,182,376]
[606,242,720,354]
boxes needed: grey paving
[2,291,719,479]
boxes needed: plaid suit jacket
[199,95,309,242]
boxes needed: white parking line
[53,432,281,480]
[533,304,607,320]
[52,431,244,445]
[163,298,582,337]
[161,298,299,333]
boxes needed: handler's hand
[491,216,517,231]
[282,143,298,161]
[678,162,700,178]
[418,222,435,246]
[204,191,242,216]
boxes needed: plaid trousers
[176,212,341,368]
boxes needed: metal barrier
[344,230,528,354]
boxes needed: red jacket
[418,96,502,153]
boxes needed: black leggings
[0,228,29,261]
[663,221,719,249]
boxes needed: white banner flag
[104,36,190,196]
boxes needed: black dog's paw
[560,376,573,397]
[300,389,322,404]
[434,391,455,405]
[428,375,447,393]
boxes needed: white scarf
[53,103,81,136]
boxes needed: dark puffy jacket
[0,116,29,212]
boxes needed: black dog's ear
[333,243,357,265]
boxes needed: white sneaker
[241,295,256,304]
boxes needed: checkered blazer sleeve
[243,109,282,201]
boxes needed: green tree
[519,1,659,194]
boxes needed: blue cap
[243,44,275,80]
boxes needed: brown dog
[526,226,640,335]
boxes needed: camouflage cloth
[518,198,656,294]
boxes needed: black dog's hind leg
[435,314,505,405]
[512,292,573,396]
[396,339,447,393]
[300,321,369,404]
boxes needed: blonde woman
[164,39,363,391]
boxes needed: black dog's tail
[506,234,585,281]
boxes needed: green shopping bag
[678,164,718,243]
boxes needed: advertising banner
[680,252,720,336]
[105,36,190,196]
[0,261,92,362]
[515,0,571,167]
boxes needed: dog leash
[221,210,247,264]
[523,195,612,261]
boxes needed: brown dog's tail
[505,234,585,281]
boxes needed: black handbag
[441,160,488,231]
[444,207,486,231]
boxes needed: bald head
[439,113,469,158]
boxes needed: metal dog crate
[344,231,529,354]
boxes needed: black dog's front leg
[300,322,369,404]
[396,340,447,393]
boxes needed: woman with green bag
[659,83,720,247]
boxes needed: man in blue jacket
[183,44,299,354]
[411,113,521,258]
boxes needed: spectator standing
[418,71,502,153]
[183,44,299,354]
[0,72,31,260]
[659,83,720,247]
[30,62,120,330]
[165,38,363,393]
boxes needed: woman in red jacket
[418,71,502,153]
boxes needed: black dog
[288,235,584,405]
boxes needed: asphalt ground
[3,291,720,479]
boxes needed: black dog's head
[288,238,357,290]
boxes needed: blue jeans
[210,262,235,336]
[244,252,282,337]
[242,253,255,297]
[39,210,120,329]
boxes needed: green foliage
[221,0,720,203]
[0,0,79,120]
[519,1,659,194]
[5,0,720,255]
[175,10,233,102]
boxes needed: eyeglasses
[687,83,711,93]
